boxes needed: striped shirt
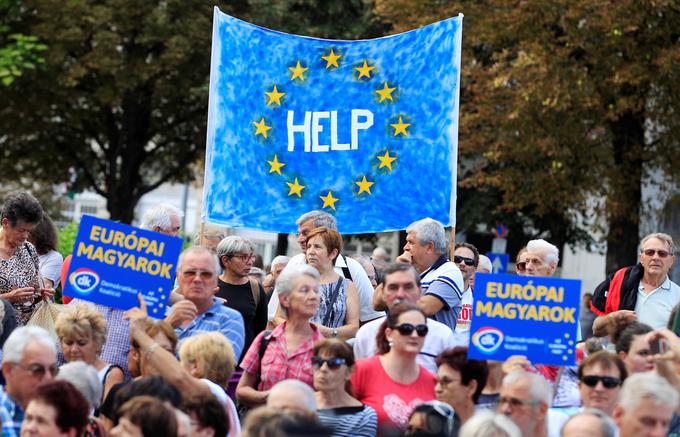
[0,385,22,437]
[317,405,378,437]
[175,298,245,359]
[421,255,465,331]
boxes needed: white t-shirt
[268,253,384,322]
[353,316,456,374]
[38,250,63,288]
[202,378,241,437]
[452,287,473,346]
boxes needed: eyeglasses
[436,376,461,387]
[498,396,542,409]
[13,362,58,378]
[230,253,256,262]
[391,323,428,337]
[454,255,475,266]
[642,249,671,258]
[182,269,215,280]
[581,375,621,389]
[311,356,346,370]
[516,261,527,272]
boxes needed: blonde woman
[56,303,124,402]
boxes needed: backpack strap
[248,278,260,308]
[254,330,273,388]
[339,254,353,281]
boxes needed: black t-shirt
[216,279,267,360]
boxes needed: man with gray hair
[498,371,567,437]
[392,217,465,331]
[267,210,383,324]
[592,232,678,334]
[270,255,290,281]
[612,372,678,437]
[140,203,182,237]
[267,379,317,413]
[524,239,560,277]
[0,326,58,435]
[561,408,617,437]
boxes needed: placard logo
[471,327,504,354]
[69,268,100,295]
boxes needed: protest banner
[202,8,463,234]
[468,273,581,366]
[62,215,183,317]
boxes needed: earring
[388,340,394,348]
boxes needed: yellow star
[265,85,285,106]
[321,49,342,69]
[377,150,397,171]
[375,82,396,103]
[253,117,272,139]
[355,176,374,195]
[320,191,339,210]
[286,178,305,197]
[267,155,285,175]
[355,61,375,80]
[390,116,411,136]
[289,61,308,81]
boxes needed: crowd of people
[0,191,677,437]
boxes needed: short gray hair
[561,408,616,437]
[295,210,337,230]
[57,361,103,409]
[271,255,290,268]
[216,236,255,268]
[477,255,492,273]
[502,371,552,407]
[177,246,220,274]
[268,379,317,412]
[140,203,181,231]
[619,372,679,412]
[640,232,675,255]
[406,218,447,255]
[460,410,521,437]
[2,326,56,364]
[526,239,559,264]
[276,265,320,317]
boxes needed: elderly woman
[0,192,54,325]
[110,396,178,437]
[28,213,63,289]
[275,227,359,340]
[314,338,378,437]
[351,302,436,433]
[56,303,124,402]
[124,295,241,436]
[21,380,90,437]
[237,265,325,408]
[57,361,107,437]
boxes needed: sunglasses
[642,249,671,258]
[581,375,621,389]
[392,323,428,337]
[454,255,475,266]
[311,356,346,369]
[516,261,527,272]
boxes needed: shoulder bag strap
[249,278,260,307]
[254,330,273,388]
[322,278,344,327]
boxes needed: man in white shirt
[353,263,456,373]
[452,243,479,346]
[268,210,383,324]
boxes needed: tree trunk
[106,190,137,224]
[276,233,289,256]
[605,111,644,274]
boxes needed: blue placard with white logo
[468,273,581,366]
[486,253,509,274]
[63,215,183,318]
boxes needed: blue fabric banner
[203,8,462,233]
[62,215,183,317]
[468,273,582,366]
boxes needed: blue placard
[486,253,509,274]
[468,273,581,366]
[62,215,183,318]
[202,8,463,234]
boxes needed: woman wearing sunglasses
[313,339,378,437]
[351,302,436,433]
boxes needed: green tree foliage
[0,0,47,86]
[0,0,384,225]
[376,0,680,270]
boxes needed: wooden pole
[198,221,205,246]
[449,226,456,260]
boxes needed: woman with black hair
[28,213,63,289]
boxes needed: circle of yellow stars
[253,48,413,211]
